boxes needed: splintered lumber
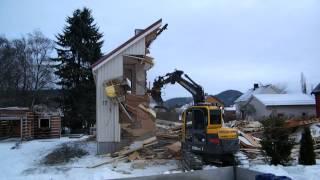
[143,136,157,145]
[285,118,320,128]
[88,137,157,168]
[116,136,157,157]
[170,125,182,131]
[239,130,261,148]
[156,133,179,139]
[138,104,156,118]
[128,151,140,161]
[119,101,134,122]
[87,156,126,168]
[166,141,181,154]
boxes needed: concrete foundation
[97,141,129,154]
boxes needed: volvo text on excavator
[151,70,239,170]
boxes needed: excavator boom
[151,70,205,104]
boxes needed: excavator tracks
[181,150,204,171]
[181,151,239,170]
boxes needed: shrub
[261,116,294,165]
[42,142,88,165]
[299,127,316,165]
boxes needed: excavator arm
[151,70,205,104]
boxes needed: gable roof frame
[92,19,162,72]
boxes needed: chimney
[253,83,259,90]
[135,29,143,35]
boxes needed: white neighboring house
[235,84,283,119]
[245,94,316,120]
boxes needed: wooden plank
[166,141,181,154]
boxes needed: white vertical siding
[96,38,145,142]
[122,38,145,55]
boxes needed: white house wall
[95,38,145,153]
[96,56,123,142]
[248,97,316,120]
[248,97,269,120]
[266,105,316,118]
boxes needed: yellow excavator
[151,70,239,170]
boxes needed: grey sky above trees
[1,0,319,99]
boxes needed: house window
[39,118,50,128]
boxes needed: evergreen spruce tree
[299,127,316,165]
[261,116,294,165]
[53,8,103,130]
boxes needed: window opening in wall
[39,118,50,128]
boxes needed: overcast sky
[1,0,319,99]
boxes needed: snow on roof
[235,89,253,103]
[235,85,281,103]
[253,94,315,106]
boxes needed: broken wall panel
[120,94,155,137]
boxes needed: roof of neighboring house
[92,19,162,71]
[206,95,225,106]
[235,85,282,103]
[311,83,320,94]
[253,94,315,106]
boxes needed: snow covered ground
[237,151,320,180]
[0,137,179,180]
[1,136,320,180]
[249,162,320,180]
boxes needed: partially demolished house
[0,107,61,140]
[92,19,166,154]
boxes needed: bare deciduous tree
[0,31,54,107]
[27,31,55,107]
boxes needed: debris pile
[229,118,320,164]
[227,120,263,133]
[285,118,320,128]
[156,119,182,140]
[104,79,157,141]
[89,135,181,169]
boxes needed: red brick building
[312,83,320,117]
